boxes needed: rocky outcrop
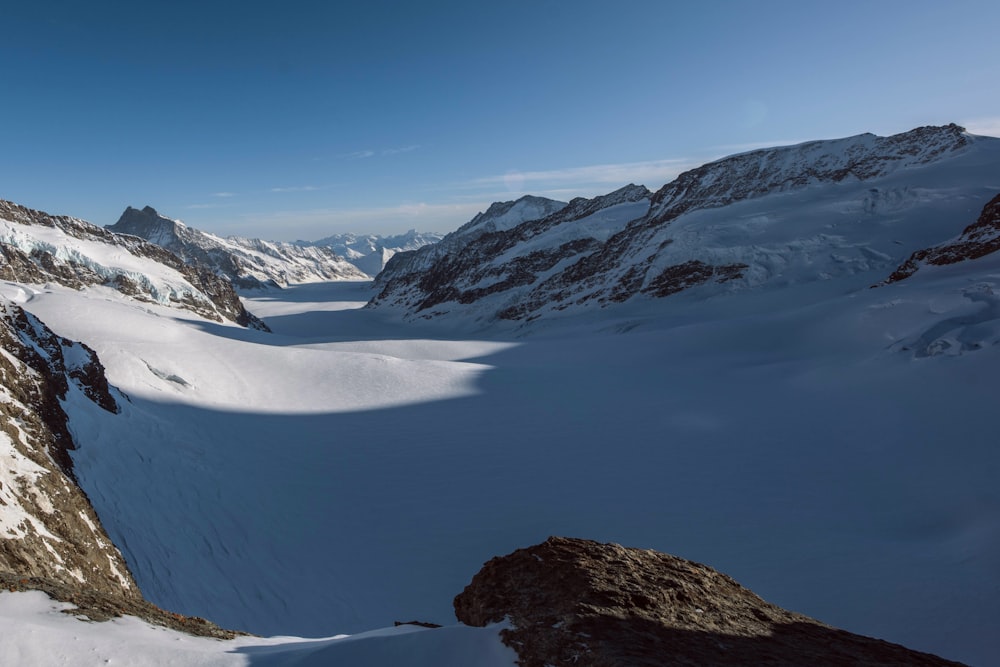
[0,299,245,638]
[109,205,368,286]
[883,192,1000,283]
[0,200,268,330]
[370,125,979,324]
[0,299,135,599]
[455,537,965,667]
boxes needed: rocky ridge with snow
[371,194,568,296]
[304,229,446,277]
[369,124,993,326]
[455,537,966,667]
[0,299,134,598]
[884,192,1000,283]
[0,200,267,329]
[108,205,368,288]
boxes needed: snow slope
[12,264,998,666]
[0,590,515,666]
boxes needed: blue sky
[3,0,999,240]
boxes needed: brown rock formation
[454,536,965,667]
[884,192,1000,284]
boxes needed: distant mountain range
[301,230,445,276]
[107,206,370,287]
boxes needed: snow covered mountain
[304,229,446,277]
[370,124,1000,327]
[0,200,267,329]
[108,206,368,288]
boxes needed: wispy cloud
[232,201,485,239]
[709,138,810,154]
[340,145,421,159]
[470,158,700,192]
[185,202,230,210]
[964,117,1000,138]
[270,185,323,193]
[381,144,420,156]
[212,191,237,198]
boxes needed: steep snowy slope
[0,200,266,329]
[108,206,368,287]
[305,230,445,277]
[0,296,136,600]
[370,124,1000,327]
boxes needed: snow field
[15,274,997,666]
[0,591,515,666]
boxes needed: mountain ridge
[108,205,368,288]
[368,124,998,327]
[0,199,267,329]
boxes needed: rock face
[109,205,368,287]
[454,537,965,667]
[0,199,267,329]
[883,192,1000,283]
[370,124,982,325]
[0,299,135,599]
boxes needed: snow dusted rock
[371,194,567,294]
[370,125,988,325]
[304,229,446,276]
[0,199,268,329]
[369,188,642,317]
[454,537,966,667]
[884,192,1000,283]
[0,299,135,598]
[108,205,368,287]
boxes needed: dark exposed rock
[0,300,135,601]
[393,619,443,629]
[882,192,1000,284]
[454,537,965,667]
[642,260,749,298]
[0,199,268,330]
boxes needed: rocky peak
[110,205,188,247]
[455,536,965,667]
[453,195,568,238]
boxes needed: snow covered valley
[4,266,998,665]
